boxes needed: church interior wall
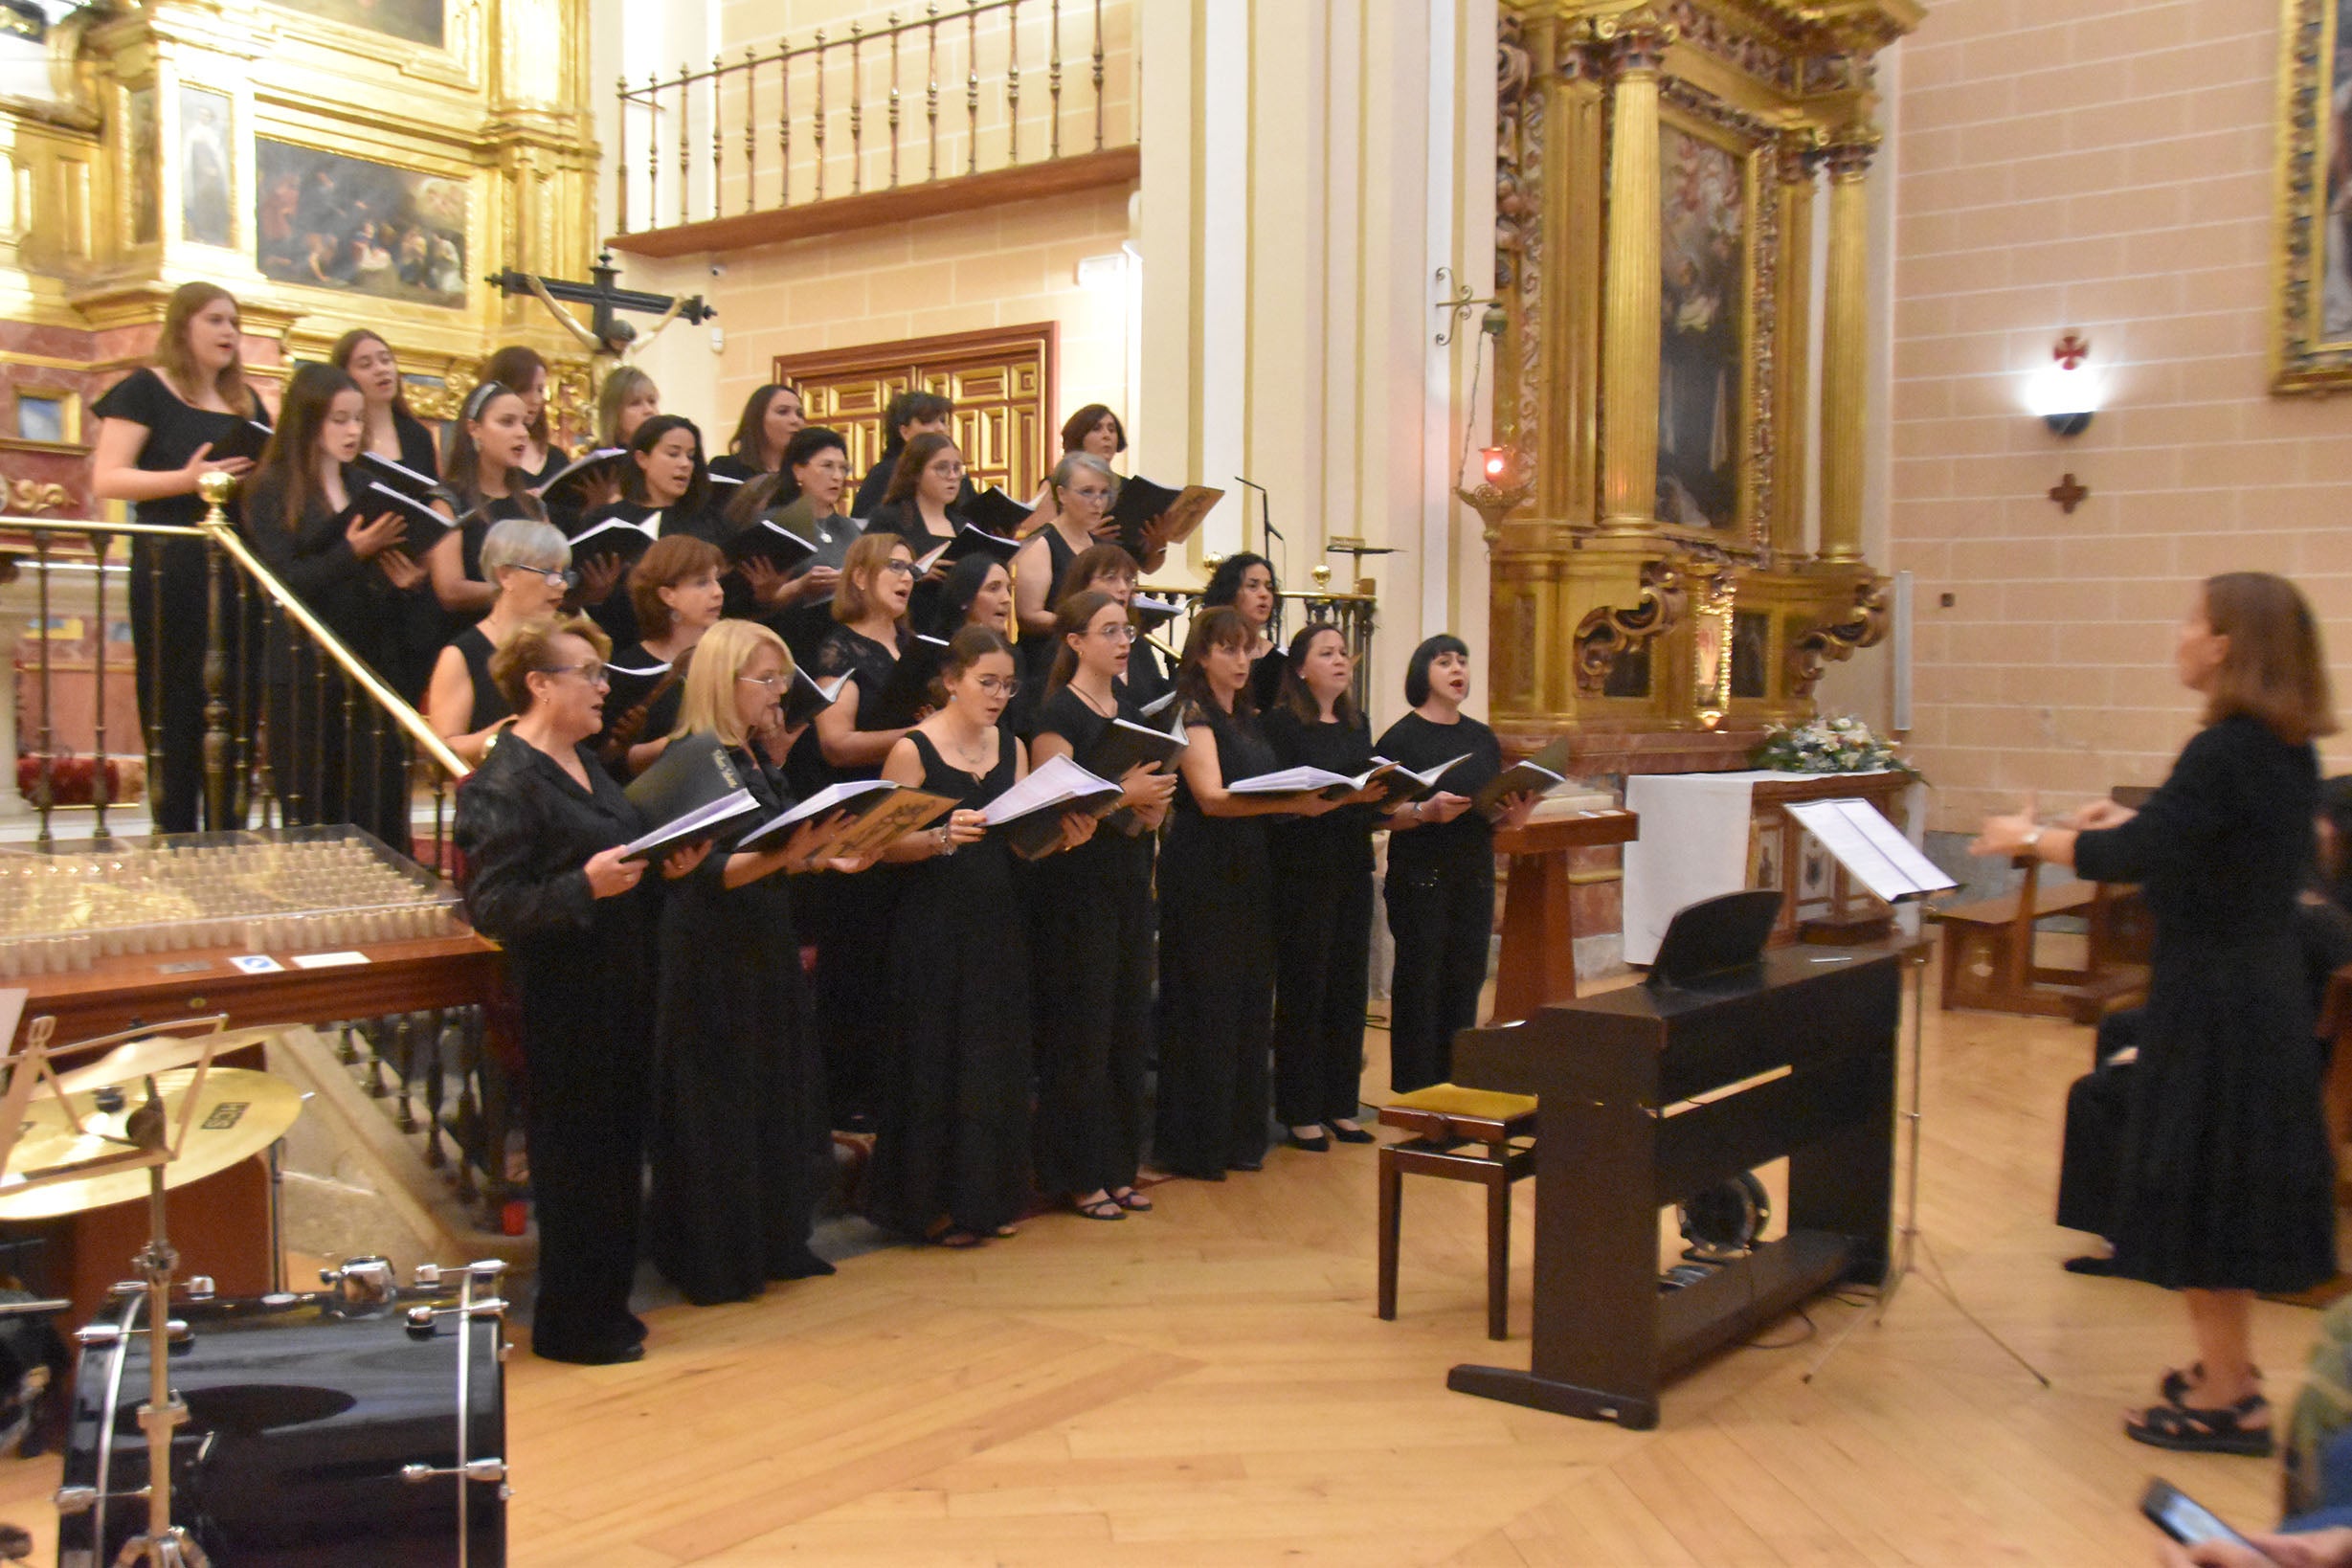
[1889,0,2352,833]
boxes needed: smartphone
[2140,1478,2265,1555]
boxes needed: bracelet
[935,822,956,857]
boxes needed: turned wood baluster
[1092,0,1103,151]
[646,71,661,230]
[89,528,112,840]
[780,38,792,207]
[678,62,690,226]
[814,31,827,201]
[711,54,724,218]
[1006,0,1020,164]
[616,77,630,235]
[926,4,940,180]
[966,1,979,175]
[1049,0,1061,160]
[744,46,757,208]
[421,1010,448,1169]
[888,13,902,189]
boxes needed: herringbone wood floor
[0,961,2319,1564]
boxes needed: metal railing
[0,509,516,1232]
[616,0,1134,235]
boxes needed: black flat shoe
[2126,1394,2273,1457]
[772,1248,837,1280]
[1325,1122,1376,1145]
[2063,1252,2124,1276]
[535,1339,646,1366]
[1229,1157,1265,1173]
[1287,1128,1332,1153]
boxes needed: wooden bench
[1933,857,2149,1022]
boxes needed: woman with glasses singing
[425,518,572,764]
[742,426,862,667]
[1027,592,1178,1220]
[645,619,879,1305]
[865,624,1098,1246]
[1010,453,1119,734]
[864,431,971,630]
[455,614,710,1362]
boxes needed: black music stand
[1647,889,1782,991]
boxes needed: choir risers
[1445,946,1901,1428]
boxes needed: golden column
[1817,130,1879,564]
[1769,133,1819,562]
[1591,9,1676,528]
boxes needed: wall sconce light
[2026,332,2098,437]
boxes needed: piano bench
[1377,1086,1538,1342]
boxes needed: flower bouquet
[1750,715,1918,778]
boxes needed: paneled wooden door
[773,323,1058,504]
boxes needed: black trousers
[132,536,256,834]
[1272,863,1375,1126]
[2055,1008,2141,1239]
[1383,862,1495,1093]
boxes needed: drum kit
[0,998,511,1567]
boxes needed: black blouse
[455,730,651,968]
[93,368,268,529]
[706,453,773,487]
[390,409,441,480]
[1260,706,1378,875]
[809,623,909,783]
[240,465,407,682]
[1376,710,1505,880]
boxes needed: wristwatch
[2020,825,2042,857]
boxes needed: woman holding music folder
[329,329,444,699]
[240,362,424,850]
[866,625,1098,1245]
[1010,453,1119,732]
[865,432,987,631]
[454,613,709,1363]
[427,381,548,625]
[740,426,860,666]
[1029,592,1178,1219]
[1055,544,1174,715]
[571,414,726,650]
[646,618,880,1304]
[1973,571,2339,1458]
[1377,635,1537,1094]
[480,346,565,493]
[707,383,804,486]
[598,534,726,778]
[424,517,571,764]
[1155,607,1345,1181]
[930,553,1014,641]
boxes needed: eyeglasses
[536,660,609,686]
[504,566,575,590]
[929,462,968,478]
[974,676,1020,698]
[735,671,789,689]
[880,559,917,577]
[1092,623,1138,642]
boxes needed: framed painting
[1654,111,1754,533]
[254,138,470,309]
[124,87,158,248]
[179,86,234,249]
[2274,0,2352,392]
[268,0,442,49]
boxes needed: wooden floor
[0,962,2324,1564]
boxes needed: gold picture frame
[2274,0,2352,392]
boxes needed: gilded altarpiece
[1487,0,1916,771]
[0,0,606,515]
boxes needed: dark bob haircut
[1403,634,1471,708]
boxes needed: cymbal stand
[112,1105,207,1568]
[1803,940,2050,1389]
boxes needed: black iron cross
[484,250,715,356]
[2048,472,2090,515]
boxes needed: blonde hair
[596,365,658,447]
[155,282,247,408]
[671,618,793,749]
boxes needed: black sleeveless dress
[1010,525,1082,735]
[865,729,1036,1237]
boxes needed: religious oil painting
[179,86,234,248]
[1654,120,1745,529]
[125,87,158,247]
[2272,0,2352,391]
[255,139,469,309]
[268,0,443,49]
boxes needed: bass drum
[57,1264,506,1568]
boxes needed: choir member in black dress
[1200,552,1284,711]
[1261,625,1387,1151]
[850,389,952,518]
[747,427,859,666]
[424,518,571,763]
[929,553,1013,641]
[599,534,725,777]
[1024,406,1174,566]
[865,432,971,627]
[1011,453,1117,731]
[1375,636,1537,1093]
[1155,608,1343,1180]
[240,363,423,850]
[573,414,726,649]
[426,381,548,626]
[595,365,661,452]
[1029,592,1177,1218]
[707,383,805,486]
[89,281,270,833]
[454,615,711,1363]
[867,625,1097,1244]
[330,329,443,700]
[804,532,920,1126]
[1973,571,2339,1456]
[1053,544,1172,713]
[646,618,878,1304]
[480,346,566,493]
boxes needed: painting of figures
[255,139,469,309]
[269,0,442,49]
[180,86,233,248]
[1654,121,1745,530]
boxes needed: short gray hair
[1049,450,1118,501]
[479,517,571,578]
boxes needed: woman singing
[1200,552,1284,710]
[750,426,860,665]
[599,534,725,777]
[1376,636,1535,1092]
[1054,544,1171,712]
[930,553,1013,641]
[423,518,571,764]
[480,346,564,491]
[1010,453,1117,730]
[1029,592,1176,1218]
[89,281,270,832]
[428,381,547,625]
[646,618,873,1304]
[1155,607,1341,1179]
[707,383,804,486]
[1972,571,2338,1456]
[864,431,970,629]
[594,364,660,452]
[329,328,443,698]
[573,414,724,648]
[455,614,708,1362]
[240,362,423,849]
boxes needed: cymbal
[0,1067,302,1220]
[52,1025,291,1097]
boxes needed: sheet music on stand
[1782,797,1955,903]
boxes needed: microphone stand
[1233,476,1283,582]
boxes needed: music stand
[1647,888,1783,990]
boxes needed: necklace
[1071,681,1117,718]
[942,724,990,773]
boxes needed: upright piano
[1446,944,1901,1428]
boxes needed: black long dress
[1010,526,1082,736]
[646,744,833,1304]
[240,467,414,852]
[95,368,268,833]
[381,411,447,703]
[1154,699,1278,1177]
[866,730,1035,1236]
[1261,706,1378,1128]
[454,732,655,1362]
[2072,711,2336,1293]
[1374,710,1505,1091]
[1029,686,1156,1198]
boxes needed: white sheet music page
[1784,797,1958,903]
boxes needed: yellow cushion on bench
[1384,1084,1538,1123]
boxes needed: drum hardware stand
[1803,938,2050,1389]
[396,1259,510,1568]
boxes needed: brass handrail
[196,522,471,781]
[0,516,206,541]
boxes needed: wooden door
[773,323,1057,503]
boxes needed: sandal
[2157,1363,2263,1407]
[1071,1195,1125,1221]
[933,1228,986,1249]
[993,1224,1019,1239]
[1112,1187,1154,1212]
[2125,1395,2274,1457]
